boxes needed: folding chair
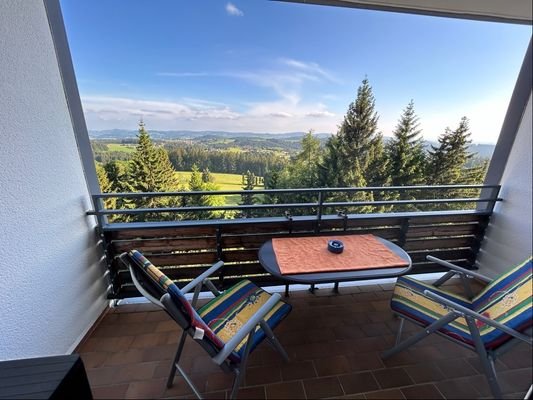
[382,256,533,399]
[119,250,292,399]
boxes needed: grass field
[175,171,248,191]
[106,143,136,153]
[176,170,263,204]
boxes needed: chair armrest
[212,293,282,365]
[427,255,493,283]
[423,290,533,346]
[181,261,224,294]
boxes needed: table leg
[333,282,339,293]
[284,284,290,297]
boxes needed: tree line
[263,78,487,212]
[96,78,489,221]
[166,145,288,176]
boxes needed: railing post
[315,191,324,234]
[216,226,224,289]
[399,218,410,247]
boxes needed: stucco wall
[0,0,107,360]
[477,94,533,277]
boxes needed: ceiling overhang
[275,0,533,24]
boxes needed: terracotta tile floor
[78,283,532,399]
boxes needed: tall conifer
[386,100,426,187]
[128,121,180,219]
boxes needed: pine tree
[184,164,226,219]
[201,167,214,183]
[386,100,426,187]
[294,130,322,188]
[336,78,382,186]
[427,117,473,185]
[128,121,180,220]
[95,163,116,212]
[319,135,343,188]
[240,170,256,218]
[426,117,483,209]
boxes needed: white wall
[0,0,108,360]
[477,94,533,277]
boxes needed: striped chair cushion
[198,280,292,358]
[128,250,225,353]
[391,257,532,350]
[471,258,532,349]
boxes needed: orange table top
[272,234,409,275]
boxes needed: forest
[95,78,489,222]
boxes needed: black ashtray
[327,239,344,254]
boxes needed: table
[0,354,93,399]
[258,235,412,294]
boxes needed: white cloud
[307,110,335,118]
[279,58,339,83]
[269,111,293,118]
[81,95,340,133]
[225,3,243,17]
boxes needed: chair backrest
[126,250,228,357]
[472,257,532,349]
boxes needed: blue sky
[61,0,531,143]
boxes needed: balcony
[90,185,501,300]
[1,1,531,400]
[79,280,532,399]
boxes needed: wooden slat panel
[404,236,477,251]
[111,237,218,252]
[221,262,268,277]
[320,217,403,230]
[221,220,296,235]
[142,252,219,266]
[108,226,216,240]
[221,229,402,249]
[223,249,259,262]
[409,213,487,225]
[406,224,480,238]
[408,248,475,263]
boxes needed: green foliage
[182,164,227,219]
[425,117,487,209]
[386,100,426,187]
[427,117,473,185]
[167,145,288,176]
[201,167,214,183]
[125,122,181,221]
[95,163,116,211]
[336,78,383,185]
[240,170,257,217]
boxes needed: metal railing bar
[323,197,502,207]
[87,197,502,216]
[101,209,492,231]
[91,184,500,199]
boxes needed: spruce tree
[95,163,116,212]
[319,135,343,188]
[427,117,473,185]
[201,167,214,183]
[426,117,484,209]
[240,170,256,217]
[337,78,382,186]
[128,121,180,219]
[386,100,426,187]
[319,78,381,209]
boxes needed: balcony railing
[88,185,501,299]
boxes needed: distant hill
[89,129,494,158]
[89,129,333,140]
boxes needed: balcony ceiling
[276,0,533,24]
